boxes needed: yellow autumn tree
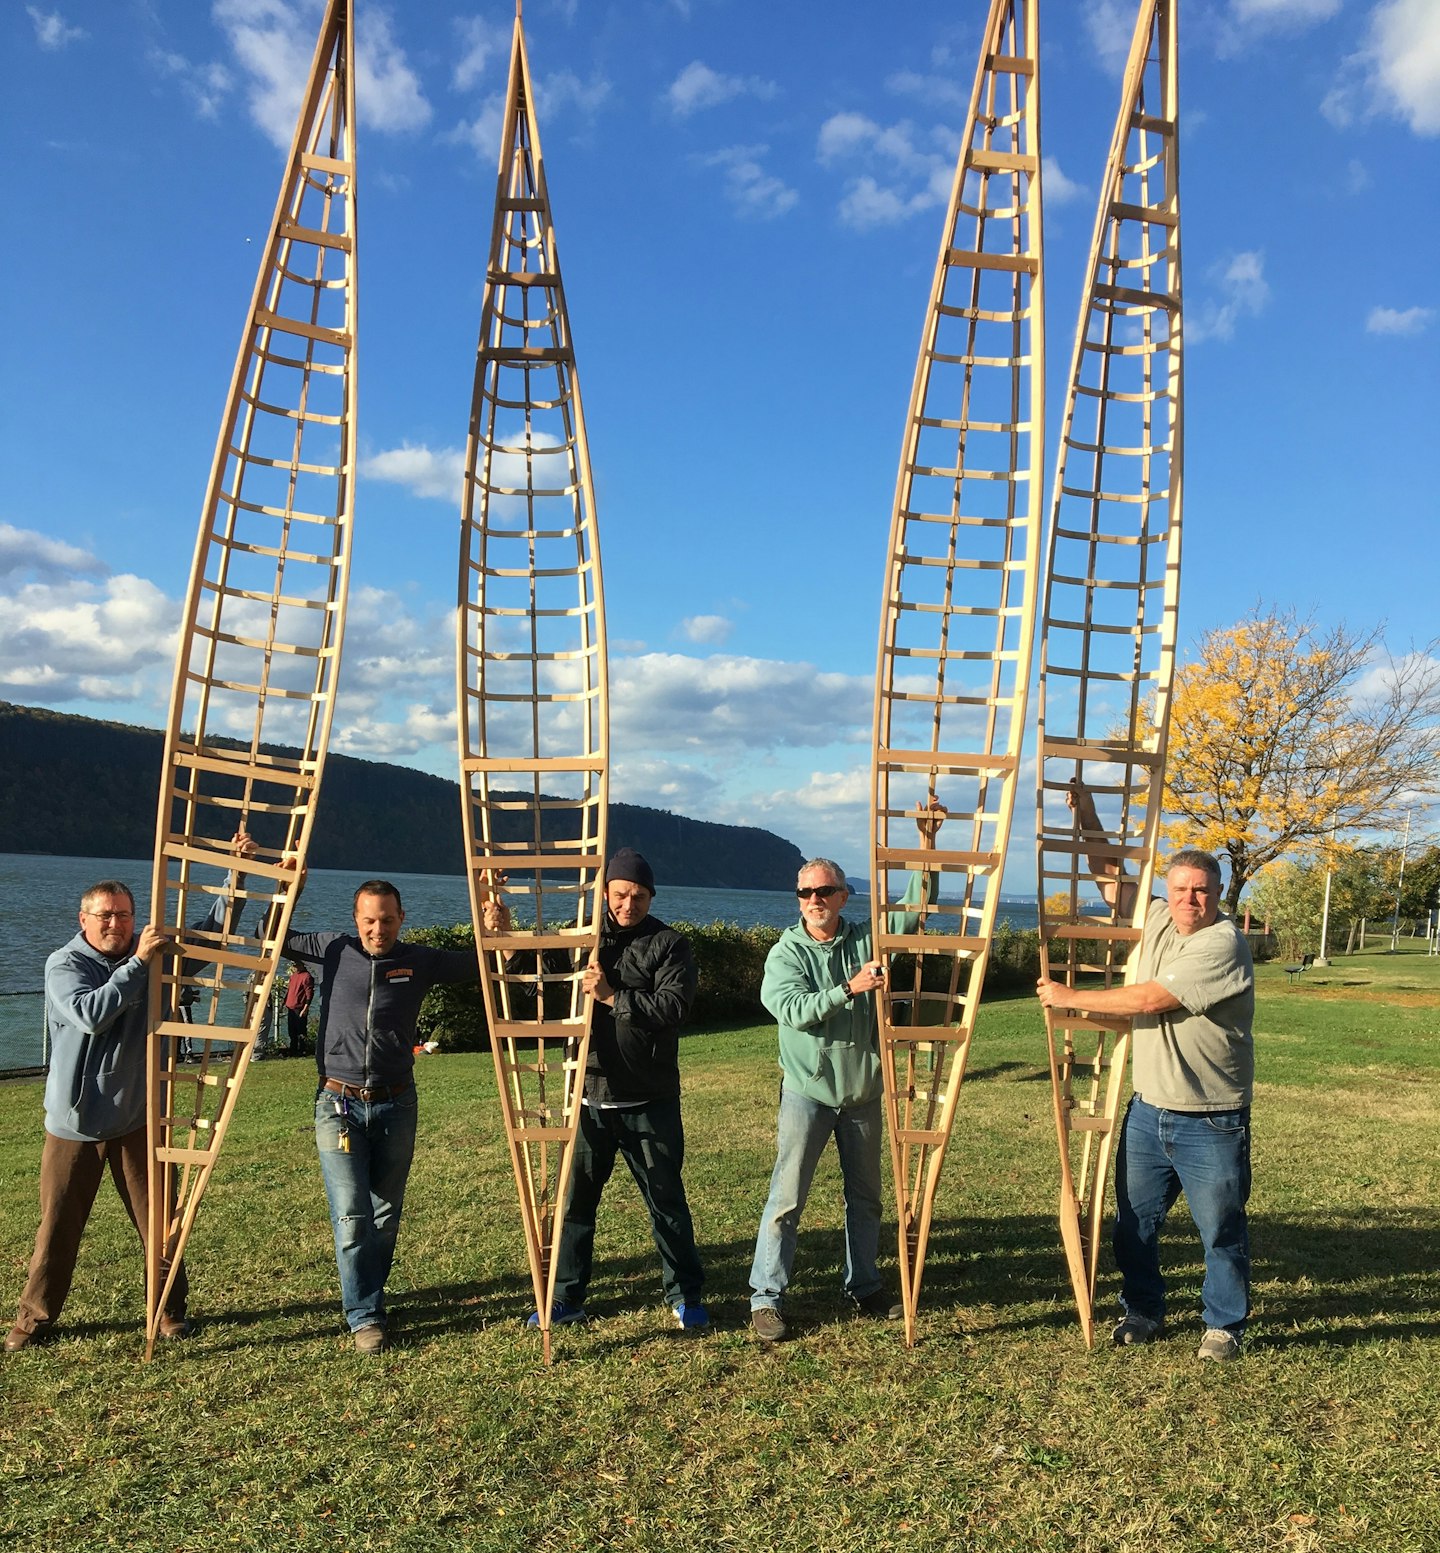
[1161,608,1440,914]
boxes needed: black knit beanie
[605,848,655,894]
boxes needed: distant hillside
[0,702,805,890]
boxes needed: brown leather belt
[322,1077,413,1103]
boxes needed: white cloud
[356,9,430,134]
[0,573,177,704]
[1085,1,1136,72]
[215,0,429,151]
[700,146,798,220]
[1325,0,1440,135]
[783,767,872,813]
[1042,156,1084,204]
[611,756,723,815]
[884,68,969,113]
[1343,157,1371,194]
[665,60,776,117]
[443,100,506,160]
[1366,304,1437,335]
[679,614,733,645]
[817,111,877,164]
[537,68,611,119]
[361,435,571,514]
[213,0,319,151]
[150,47,233,119]
[816,112,956,229]
[453,14,509,93]
[27,6,86,49]
[611,652,867,753]
[0,523,108,581]
[361,443,466,503]
[1188,250,1270,344]
[330,701,456,759]
[1231,0,1341,23]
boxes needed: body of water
[0,852,1043,1074]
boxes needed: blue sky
[2,0,1436,890]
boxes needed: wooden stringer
[871,0,1044,1346]
[144,0,357,1357]
[457,11,608,1366]
[1034,0,1182,1347]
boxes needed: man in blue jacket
[284,879,479,1355]
[6,882,186,1352]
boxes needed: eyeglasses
[85,910,134,922]
[795,885,844,901]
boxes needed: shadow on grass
[145,1205,1440,1357]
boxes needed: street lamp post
[1317,857,1334,966]
[1389,810,1412,953]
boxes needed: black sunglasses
[796,885,844,901]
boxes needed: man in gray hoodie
[6,881,187,1352]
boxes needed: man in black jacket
[285,879,478,1355]
[531,848,707,1330]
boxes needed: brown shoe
[354,1324,387,1356]
[158,1314,194,1341]
[5,1324,39,1353]
[751,1306,788,1343]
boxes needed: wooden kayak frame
[871,0,1044,1347]
[144,0,357,1358]
[457,7,609,1366]
[1034,0,1183,1348]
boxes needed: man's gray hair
[1166,849,1223,889]
[80,879,136,913]
[798,858,847,889]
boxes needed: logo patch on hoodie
[384,968,413,985]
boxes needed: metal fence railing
[1,989,48,1078]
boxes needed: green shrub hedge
[405,917,1048,1051]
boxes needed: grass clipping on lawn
[1,945,1438,1553]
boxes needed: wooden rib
[457,10,607,1367]
[143,0,356,1358]
[1034,0,1182,1348]
[870,0,1044,1347]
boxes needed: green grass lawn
[2,944,1437,1552]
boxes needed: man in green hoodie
[749,806,942,1343]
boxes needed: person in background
[284,967,314,1057]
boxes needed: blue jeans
[554,1099,705,1310]
[1113,1094,1251,1335]
[314,1086,418,1333]
[749,1087,884,1310]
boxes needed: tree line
[0,702,805,890]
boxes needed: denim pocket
[1202,1109,1248,1136]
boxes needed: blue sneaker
[673,1302,709,1331]
[526,1301,586,1328]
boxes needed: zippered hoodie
[761,918,882,1109]
[760,872,936,1110]
[42,888,241,1141]
[284,932,477,1088]
[43,932,152,1141]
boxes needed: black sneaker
[851,1289,904,1320]
[1112,1312,1163,1346]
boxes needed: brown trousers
[12,1126,187,1336]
